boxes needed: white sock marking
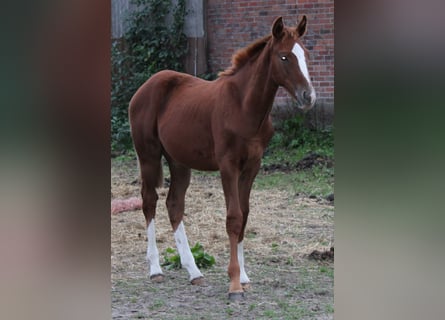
[146,220,163,277]
[238,241,250,284]
[174,221,203,281]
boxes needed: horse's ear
[296,15,307,37]
[272,16,284,39]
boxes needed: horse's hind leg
[137,148,164,282]
[165,157,204,284]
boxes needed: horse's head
[270,16,316,111]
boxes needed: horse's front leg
[238,159,261,290]
[220,164,245,300]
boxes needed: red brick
[206,0,334,104]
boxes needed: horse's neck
[235,50,278,132]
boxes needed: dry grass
[111,158,334,319]
[111,159,334,280]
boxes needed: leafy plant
[264,113,334,167]
[162,242,215,270]
[190,242,216,268]
[111,0,188,155]
[269,114,333,154]
[162,247,181,270]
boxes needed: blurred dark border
[336,0,445,319]
[0,1,111,319]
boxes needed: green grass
[262,300,316,319]
[254,165,334,198]
[112,149,137,164]
[264,115,334,165]
[225,307,235,316]
[263,309,276,318]
[149,299,166,310]
[257,117,334,198]
[319,265,334,279]
[325,304,335,313]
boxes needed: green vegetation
[319,265,334,279]
[112,0,188,154]
[256,113,334,198]
[264,113,334,166]
[162,242,215,270]
[149,299,166,310]
[263,309,276,317]
[225,307,235,316]
[325,304,335,313]
[161,247,181,269]
[261,301,313,319]
[271,242,279,253]
[254,165,334,198]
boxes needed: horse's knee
[226,210,243,236]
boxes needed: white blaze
[146,220,163,277]
[174,221,203,281]
[238,241,250,284]
[292,42,316,105]
[292,43,311,85]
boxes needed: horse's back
[130,70,189,109]
[130,70,212,115]
[129,70,220,170]
[129,70,197,131]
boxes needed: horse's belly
[156,80,224,170]
[164,143,219,171]
[159,124,218,171]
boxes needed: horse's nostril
[303,91,310,101]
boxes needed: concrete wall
[111,0,134,39]
[182,0,207,75]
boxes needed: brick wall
[206,0,334,112]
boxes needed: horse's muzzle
[296,88,316,111]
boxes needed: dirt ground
[111,159,334,319]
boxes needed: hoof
[190,276,205,286]
[241,282,251,291]
[228,291,245,301]
[150,274,165,283]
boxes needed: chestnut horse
[129,16,316,300]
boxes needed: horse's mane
[219,35,272,77]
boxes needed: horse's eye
[281,56,287,61]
